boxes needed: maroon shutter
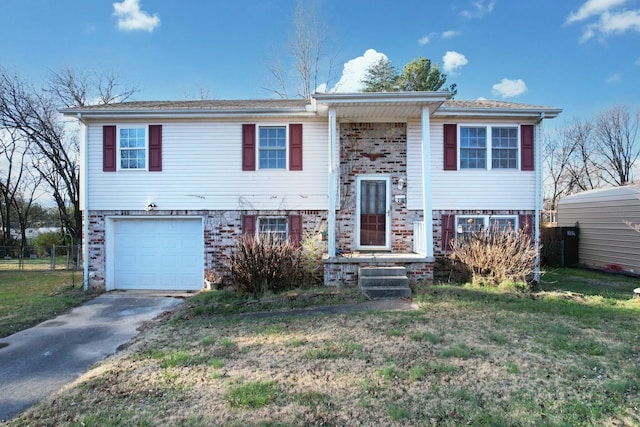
[242,215,256,238]
[103,125,117,172]
[289,124,303,171]
[519,214,534,240]
[520,124,534,171]
[242,124,256,171]
[149,125,162,171]
[288,214,302,246]
[443,124,457,171]
[441,214,456,252]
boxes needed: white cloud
[442,30,461,39]
[606,72,624,83]
[442,51,468,74]
[491,78,528,98]
[460,0,495,19]
[566,0,640,41]
[566,0,627,24]
[113,0,160,32]
[330,49,388,93]
[418,35,431,45]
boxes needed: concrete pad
[0,292,184,422]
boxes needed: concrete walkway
[0,292,184,423]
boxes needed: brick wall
[85,209,326,290]
[337,122,415,253]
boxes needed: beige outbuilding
[557,185,640,274]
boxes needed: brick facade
[85,209,326,290]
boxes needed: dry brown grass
[8,271,640,426]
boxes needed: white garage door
[113,218,203,290]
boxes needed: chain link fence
[0,245,82,271]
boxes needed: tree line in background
[544,104,640,210]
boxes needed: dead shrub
[300,222,327,285]
[228,233,303,297]
[451,226,537,290]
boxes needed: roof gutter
[434,107,563,119]
[60,108,318,121]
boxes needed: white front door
[356,176,391,250]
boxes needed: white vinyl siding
[407,119,536,211]
[86,119,328,211]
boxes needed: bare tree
[563,118,602,192]
[543,130,576,210]
[264,0,336,99]
[593,105,639,186]
[48,65,137,107]
[0,66,137,243]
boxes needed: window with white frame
[258,217,287,240]
[456,215,518,239]
[491,127,518,169]
[460,127,487,169]
[459,125,519,170]
[119,127,146,170]
[259,126,286,169]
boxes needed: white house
[62,93,561,291]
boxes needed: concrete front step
[359,266,411,299]
[359,266,407,277]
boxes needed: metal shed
[557,185,640,274]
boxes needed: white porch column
[421,107,434,258]
[327,108,337,257]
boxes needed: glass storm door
[357,177,390,249]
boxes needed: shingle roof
[442,99,557,110]
[64,99,310,111]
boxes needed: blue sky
[1,0,639,123]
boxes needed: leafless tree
[0,66,137,243]
[543,130,576,210]
[563,118,602,192]
[264,0,336,99]
[48,65,138,107]
[593,105,639,186]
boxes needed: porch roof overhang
[313,91,452,121]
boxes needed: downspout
[534,112,545,282]
[327,108,337,257]
[78,113,89,291]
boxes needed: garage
[110,218,204,291]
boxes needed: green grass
[0,271,95,338]
[9,267,640,427]
[225,380,280,408]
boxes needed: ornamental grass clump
[451,225,537,290]
[228,233,302,297]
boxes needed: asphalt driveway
[0,291,184,422]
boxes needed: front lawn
[0,271,96,338]
[9,268,640,426]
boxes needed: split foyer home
[61,92,561,291]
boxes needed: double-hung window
[460,127,487,169]
[491,127,518,169]
[119,127,146,170]
[259,126,286,169]
[258,217,288,241]
[459,126,518,170]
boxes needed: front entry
[356,176,391,250]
